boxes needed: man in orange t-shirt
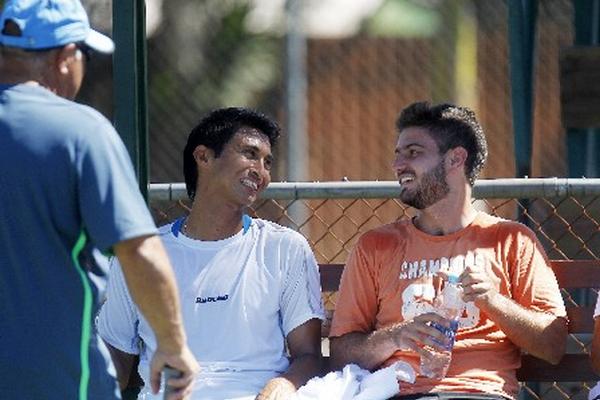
[329,102,567,400]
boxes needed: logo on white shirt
[196,294,229,304]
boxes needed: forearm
[479,293,567,364]
[114,235,186,353]
[277,353,321,389]
[330,326,400,371]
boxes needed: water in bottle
[419,275,464,379]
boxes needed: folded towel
[354,361,415,400]
[294,361,415,400]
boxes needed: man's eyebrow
[396,143,426,152]
[240,143,273,158]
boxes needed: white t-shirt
[97,217,325,400]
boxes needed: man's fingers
[165,385,194,400]
[166,374,194,389]
[150,368,161,394]
[398,315,452,352]
[163,367,195,400]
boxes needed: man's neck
[412,186,478,236]
[184,196,246,241]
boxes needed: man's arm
[255,318,322,399]
[113,235,199,397]
[458,265,567,364]
[330,313,452,371]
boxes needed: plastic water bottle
[419,275,465,379]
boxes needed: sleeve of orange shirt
[329,233,380,338]
[502,222,567,318]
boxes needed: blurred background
[77,0,579,184]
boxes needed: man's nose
[392,155,407,172]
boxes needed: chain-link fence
[151,178,600,400]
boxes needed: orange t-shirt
[329,212,567,399]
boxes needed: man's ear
[446,147,468,170]
[193,145,213,166]
[54,43,79,75]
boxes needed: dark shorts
[392,393,511,400]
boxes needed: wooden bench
[319,259,600,383]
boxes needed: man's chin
[400,195,425,210]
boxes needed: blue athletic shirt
[0,83,158,399]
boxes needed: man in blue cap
[0,1,199,399]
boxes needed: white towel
[294,361,415,400]
[589,381,600,400]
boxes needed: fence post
[569,0,600,178]
[112,0,149,199]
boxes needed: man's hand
[457,264,501,308]
[150,345,199,400]
[255,377,297,400]
[389,312,454,357]
[330,312,454,371]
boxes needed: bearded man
[328,102,567,400]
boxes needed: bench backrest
[318,260,600,382]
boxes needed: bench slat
[552,260,600,289]
[517,354,598,382]
[320,264,344,292]
[567,306,594,333]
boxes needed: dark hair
[395,101,488,185]
[183,107,281,199]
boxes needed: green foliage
[147,0,283,181]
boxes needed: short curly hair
[183,107,280,200]
[396,101,488,185]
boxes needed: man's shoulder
[157,222,178,242]
[476,212,537,239]
[20,84,110,126]
[356,220,408,246]
[158,222,174,235]
[253,218,309,244]
[5,84,114,141]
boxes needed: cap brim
[85,29,115,54]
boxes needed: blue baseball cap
[0,0,114,53]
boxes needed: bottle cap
[447,274,459,284]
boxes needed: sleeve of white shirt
[96,257,142,354]
[595,295,600,318]
[279,232,325,336]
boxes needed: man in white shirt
[98,107,325,400]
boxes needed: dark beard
[400,161,450,209]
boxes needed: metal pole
[149,178,600,201]
[586,0,599,178]
[284,0,308,230]
[113,0,149,199]
[285,0,308,182]
[508,0,538,179]
[508,0,538,229]
[570,0,600,179]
